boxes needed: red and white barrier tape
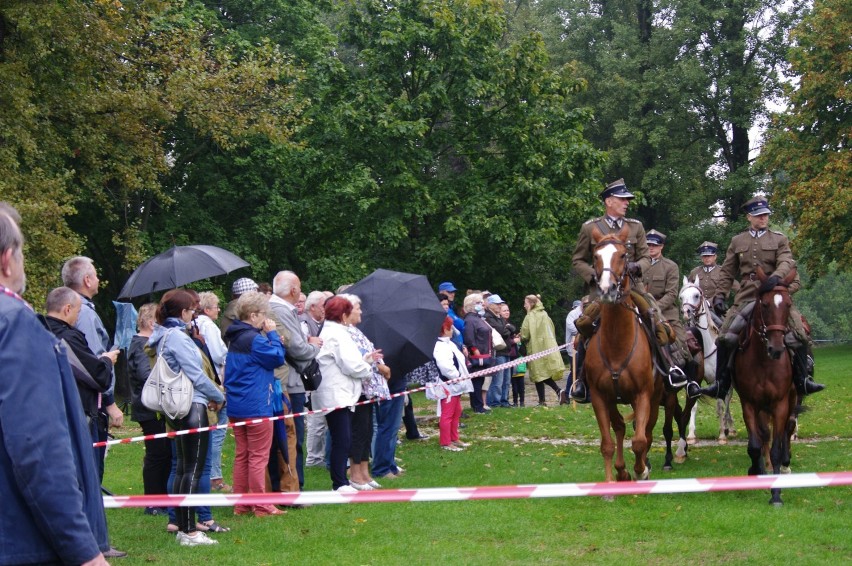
[95,344,567,448]
[103,471,852,508]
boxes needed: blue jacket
[147,319,225,406]
[0,292,108,565]
[224,321,285,419]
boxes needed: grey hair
[61,256,95,289]
[197,291,220,312]
[45,286,80,314]
[236,291,270,321]
[0,202,24,255]
[462,293,483,314]
[340,293,361,307]
[137,303,158,331]
[272,270,298,297]
[304,290,326,310]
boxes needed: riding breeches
[719,301,810,347]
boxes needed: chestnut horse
[586,226,663,482]
[734,267,799,505]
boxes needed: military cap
[742,197,771,216]
[697,241,718,256]
[646,229,666,246]
[599,178,635,201]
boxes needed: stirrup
[569,381,590,404]
[686,381,701,400]
[666,366,687,389]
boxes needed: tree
[760,0,852,276]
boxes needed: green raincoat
[520,303,566,383]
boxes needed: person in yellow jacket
[520,295,565,407]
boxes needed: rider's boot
[568,340,590,404]
[698,340,733,399]
[659,344,688,391]
[792,344,825,395]
[684,358,701,399]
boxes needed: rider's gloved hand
[712,296,727,317]
[758,275,781,294]
[627,262,642,277]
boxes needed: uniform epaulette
[624,218,640,224]
[583,217,601,226]
[770,229,786,236]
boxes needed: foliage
[759,0,852,276]
[795,263,852,341]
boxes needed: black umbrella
[117,245,249,299]
[346,269,447,379]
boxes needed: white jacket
[432,337,475,398]
[313,321,373,410]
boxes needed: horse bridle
[594,239,630,302]
[754,285,790,344]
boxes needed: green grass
[103,345,852,564]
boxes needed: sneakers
[210,479,232,493]
[407,434,430,441]
[442,445,463,451]
[103,546,128,558]
[558,389,569,405]
[177,531,218,546]
[349,481,375,491]
[367,480,382,489]
[335,485,359,493]
[453,440,471,448]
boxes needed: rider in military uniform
[643,230,702,398]
[698,197,825,399]
[688,242,725,298]
[566,179,687,404]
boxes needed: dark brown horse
[734,267,799,505]
[586,225,663,482]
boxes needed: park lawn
[102,345,851,565]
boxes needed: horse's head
[755,267,797,359]
[591,225,630,303]
[680,275,703,324]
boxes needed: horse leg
[741,402,764,476]
[716,398,728,444]
[769,399,792,506]
[611,409,630,482]
[662,393,675,471]
[687,402,698,445]
[591,397,616,482]
[724,389,737,437]
[676,395,695,463]
[631,395,651,481]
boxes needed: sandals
[166,523,179,533]
[196,520,231,533]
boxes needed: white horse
[679,276,735,448]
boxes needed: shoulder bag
[285,353,323,391]
[141,329,194,420]
[491,327,507,351]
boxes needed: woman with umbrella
[314,296,383,492]
[147,290,225,547]
[520,295,566,406]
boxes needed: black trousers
[169,403,210,533]
[141,417,171,496]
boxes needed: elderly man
[269,270,323,490]
[568,179,687,403]
[301,290,330,468]
[0,202,109,565]
[221,277,259,340]
[699,197,825,399]
[61,256,125,472]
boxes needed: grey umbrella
[117,245,249,299]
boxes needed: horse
[733,267,799,506]
[679,276,736,448]
[585,225,663,482]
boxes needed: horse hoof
[718,437,728,445]
[780,465,792,474]
[663,464,673,471]
[771,500,784,507]
[728,429,738,438]
[686,436,697,446]
[674,455,686,465]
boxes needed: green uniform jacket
[572,216,650,295]
[643,257,680,323]
[520,303,565,383]
[688,265,725,299]
[717,229,795,307]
